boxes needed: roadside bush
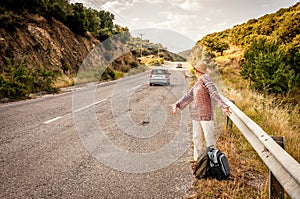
[0,75,29,99]
[120,65,131,73]
[95,66,115,81]
[113,70,124,79]
[142,48,151,56]
[94,66,127,82]
[0,58,59,99]
[147,59,160,66]
[127,65,148,75]
[31,68,60,93]
[130,61,139,68]
[240,38,299,95]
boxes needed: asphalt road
[0,67,194,198]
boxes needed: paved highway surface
[0,67,194,198]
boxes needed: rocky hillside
[0,14,99,74]
[0,0,135,75]
[0,1,142,99]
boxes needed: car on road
[176,63,182,68]
[149,68,170,86]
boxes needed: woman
[171,62,231,161]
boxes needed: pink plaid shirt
[176,74,227,121]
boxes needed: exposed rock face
[0,15,99,74]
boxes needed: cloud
[177,1,203,11]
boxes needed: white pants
[192,120,215,161]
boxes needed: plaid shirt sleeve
[202,74,227,109]
[176,87,194,110]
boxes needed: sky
[70,0,299,52]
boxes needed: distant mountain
[127,37,186,61]
[177,50,191,59]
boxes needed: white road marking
[127,84,142,92]
[43,116,62,124]
[73,99,107,113]
[43,98,107,124]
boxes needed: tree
[214,40,229,56]
[66,3,87,34]
[201,36,229,56]
[85,8,101,34]
[98,10,114,31]
[240,38,298,95]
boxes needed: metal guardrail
[221,95,300,199]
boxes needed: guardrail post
[270,136,285,199]
[226,100,235,130]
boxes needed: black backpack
[207,147,230,180]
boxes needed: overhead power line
[87,0,133,27]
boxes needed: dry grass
[54,64,149,88]
[186,45,299,198]
[186,123,269,199]
[225,88,300,162]
[54,74,75,88]
[127,64,149,75]
[138,55,164,66]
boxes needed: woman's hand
[223,106,232,117]
[170,104,177,115]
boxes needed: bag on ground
[207,147,230,180]
[193,148,209,179]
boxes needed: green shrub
[120,65,131,73]
[113,70,124,79]
[31,68,60,93]
[97,66,115,81]
[130,61,139,68]
[147,59,160,66]
[240,38,299,95]
[0,58,59,99]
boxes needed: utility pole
[139,33,145,57]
